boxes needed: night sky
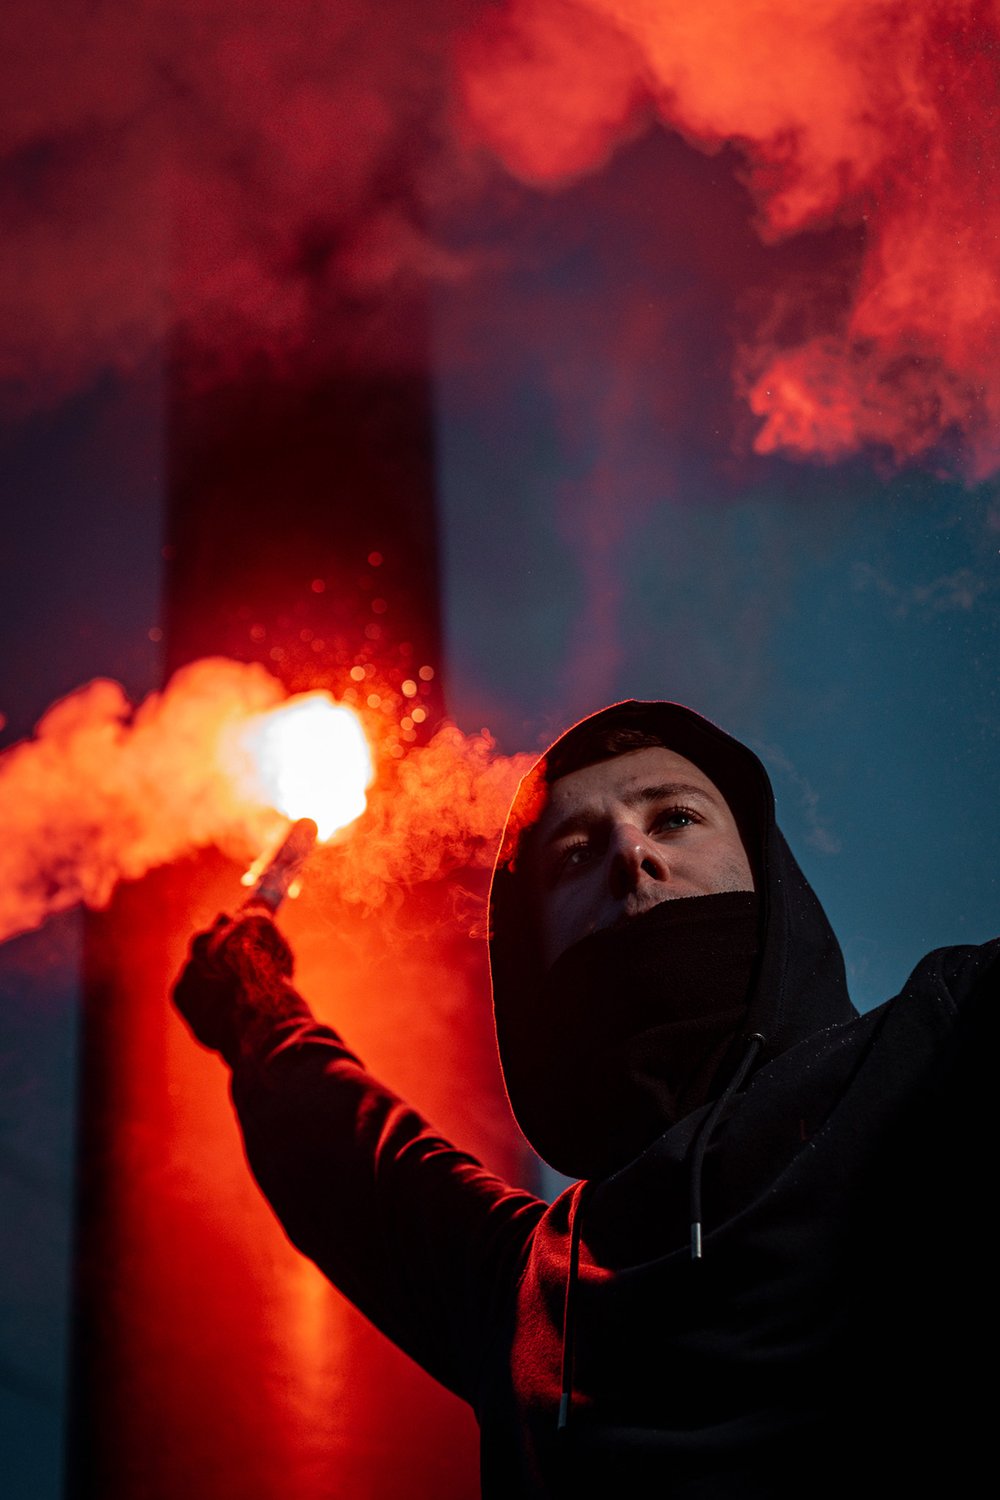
[2,4,998,1495]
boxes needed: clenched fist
[172,913,297,1063]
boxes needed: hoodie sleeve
[228,1000,546,1406]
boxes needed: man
[174,700,997,1497]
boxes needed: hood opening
[488,699,855,1183]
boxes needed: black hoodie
[183,702,999,1497]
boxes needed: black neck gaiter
[524,891,760,1181]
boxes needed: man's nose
[607,821,670,899]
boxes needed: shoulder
[861,938,1000,1121]
[896,936,1000,1016]
[837,938,1000,1089]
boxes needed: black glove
[172,912,297,1062]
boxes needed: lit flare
[238,692,374,841]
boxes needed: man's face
[530,746,755,969]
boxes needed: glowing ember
[237,692,374,841]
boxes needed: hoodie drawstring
[557,1179,592,1433]
[557,1036,766,1436]
[689,1031,766,1259]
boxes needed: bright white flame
[238,692,374,840]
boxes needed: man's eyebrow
[541,782,719,848]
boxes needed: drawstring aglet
[557,1392,570,1431]
[690,1220,703,1260]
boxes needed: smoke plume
[0,657,533,945]
[0,1,475,411]
[459,0,1000,476]
[3,0,998,471]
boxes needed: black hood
[488,700,857,1177]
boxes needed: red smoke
[458,0,1000,476]
[0,656,533,944]
[3,0,998,472]
[0,2,471,409]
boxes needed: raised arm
[172,914,546,1405]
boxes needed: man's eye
[552,842,593,880]
[655,807,698,832]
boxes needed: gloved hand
[172,912,296,1062]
